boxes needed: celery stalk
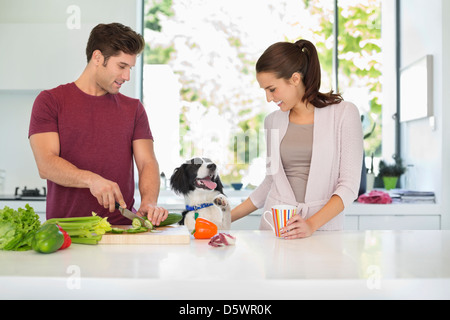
[42,212,111,245]
[71,237,101,245]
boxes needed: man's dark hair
[85,23,145,65]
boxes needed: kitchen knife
[115,202,148,226]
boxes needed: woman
[231,39,363,239]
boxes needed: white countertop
[1,229,449,300]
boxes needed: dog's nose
[207,163,216,171]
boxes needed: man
[28,23,168,226]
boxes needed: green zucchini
[132,218,142,228]
[126,227,148,233]
[110,227,125,234]
[142,217,153,229]
[158,213,183,227]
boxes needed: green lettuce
[0,204,41,251]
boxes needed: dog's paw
[214,195,229,208]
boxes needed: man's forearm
[30,133,95,189]
[37,153,96,188]
[138,161,161,205]
[37,153,125,210]
[30,132,125,212]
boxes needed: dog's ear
[214,174,225,194]
[170,164,190,195]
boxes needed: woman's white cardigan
[250,101,364,231]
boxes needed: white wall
[381,0,397,163]
[0,0,143,194]
[399,0,450,229]
[0,90,42,193]
[143,65,182,180]
[441,0,450,229]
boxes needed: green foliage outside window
[143,0,383,184]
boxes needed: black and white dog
[170,157,231,232]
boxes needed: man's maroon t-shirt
[28,82,153,225]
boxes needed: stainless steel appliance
[14,186,47,201]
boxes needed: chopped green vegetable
[0,204,41,251]
[131,216,153,229]
[43,212,111,245]
[70,236,102,245]
[132,218,142,228]
[108,226,150,234]
[126,226,148,233]
[142,217,153,229]
[110,227,125,234]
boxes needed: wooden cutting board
[99,224,191,245]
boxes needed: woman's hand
[280,215,315,239]
[280,196,345,239]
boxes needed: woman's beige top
[280,123,314,203]
[250,101,364,231]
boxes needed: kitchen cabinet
[0,23,86,91]
[0,0,141,98]
[358,215,440,230]
[231,211,263,230]
[345,203,441,230]
[344,215,359,230]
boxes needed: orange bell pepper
[192,217,218,239]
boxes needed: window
[142,0,384,187]
[337,0,383,164]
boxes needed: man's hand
[138,202,168,226]
[88,174,126,212]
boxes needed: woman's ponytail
[294,39,321,105]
